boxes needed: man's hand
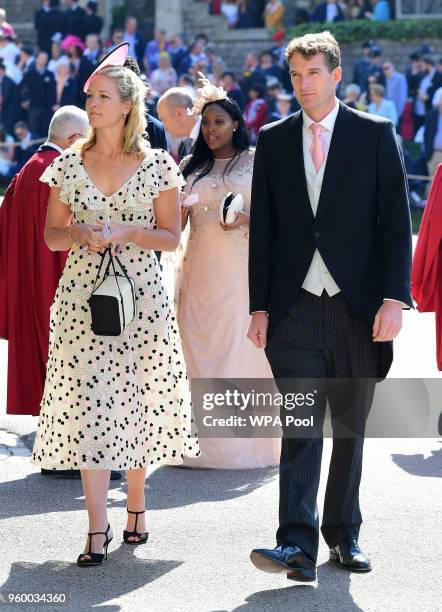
[372,301,403,342]
[247,312,268,348]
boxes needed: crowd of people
[206,0,395,27]
[0,3,441,199]
[3,27,435,580]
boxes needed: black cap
[362,41,373,49]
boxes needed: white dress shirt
[302,98,341,297]
[189,116,201,144]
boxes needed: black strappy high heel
[123,509,149,545]
[77,523,113,566]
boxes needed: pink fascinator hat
[83,42,129,93]
[60,34,85,52]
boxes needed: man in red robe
[0,106,89,416]
[412,164,442,370]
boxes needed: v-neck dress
[31,146,200,470]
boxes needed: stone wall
[182,1,442,81]
[0,0,141,45]
[1,0,39,43]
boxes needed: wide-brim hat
[83,42,129,93]
[60,34,85,52]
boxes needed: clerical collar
[42,141,64,154]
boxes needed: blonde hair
[76,65,150,159]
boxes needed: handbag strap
[107,253,126,329]
[91,248,136,330]
[114,254,136,314]
[91,247,111,293]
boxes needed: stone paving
[0,430,31,461]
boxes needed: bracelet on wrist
[68,224,76,245]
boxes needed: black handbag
[88,247,136,336]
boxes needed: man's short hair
[22,45,34,56]
[48,105,89,140]
[260,50,273,60]
[345,83,361,97]
[285,31,341,72]
[369,83,385,98]
[158,87,194,111]
[14,121,28,131]
[422,56,435,67]
[179,74,195,86]
[221,71,235,81]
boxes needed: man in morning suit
[247,32,412,582]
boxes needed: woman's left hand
[220,211,250,231]
[95,220,135,255]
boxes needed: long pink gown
[176,149,281,468]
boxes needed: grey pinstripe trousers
[265,290,381,561]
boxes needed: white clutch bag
[219,192,244,224]
[88,248,136,336]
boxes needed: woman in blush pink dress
[176,80,280,469]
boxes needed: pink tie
[310,123,325,172]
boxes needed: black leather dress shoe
[329,536,372,572]
[250,545,317,582]
[41,469,123,481]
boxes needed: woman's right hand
[70,223,105,253]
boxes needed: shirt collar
[43,140,64,154]
[303,98,340,133]
[190,116,201,142]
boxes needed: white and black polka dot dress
[31,147,200,470]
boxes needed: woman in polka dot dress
[31,64,199,565]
